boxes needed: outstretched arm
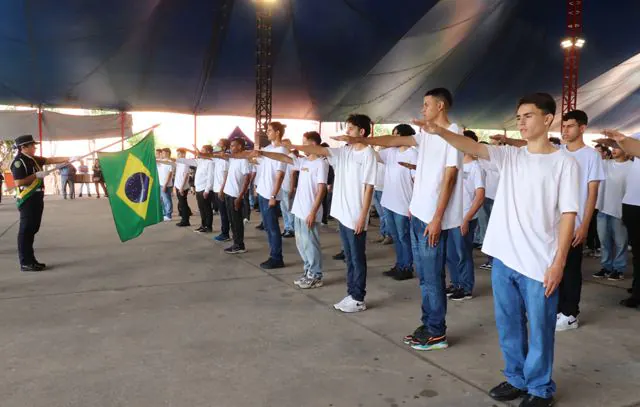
[252,150,294,164]
[600,130,640,157]
[282,140,329,157]
[489,134,527,148]
[331,135,416,148]
[413,120,490,160]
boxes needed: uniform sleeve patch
[14,161,21,168]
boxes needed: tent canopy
[0,0,639,131]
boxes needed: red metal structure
[561,0,584,116]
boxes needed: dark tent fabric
[0,0,639,131]
[227,126,254,150]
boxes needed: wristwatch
[270,195,276,199]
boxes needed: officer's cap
[14,135,39,148]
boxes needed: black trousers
[322,191,332,223]
[175,188,192,224]
[213,192,230,236]
[586,209,600,250]
[622,204,640,299]
[558,244,584,317]
[0,180,3,203]
[225,194,245,248]
[196,191,213,229]
[18,192,44,265]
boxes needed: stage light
[575,38,586,48]
[561,39,574,49]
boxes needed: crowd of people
[152,88,638,407]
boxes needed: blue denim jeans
[410,217,448,337]
[294,216,323,278]
[387,210,413,269]
[339,223,367,301]
[446,219,478,293]
[492,258,558,399]
[280,190,295,232]
[258,195,283,262]
[372,190,390,237]
[160,188,173,218]
[596,212,628,272]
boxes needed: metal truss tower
[561,0,584,116]
[255,3,273,148]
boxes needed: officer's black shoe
[34,260,47,269]
[21,263,44,272]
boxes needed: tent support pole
[38,107,43,155]
[120,112,126,151]
[194,114,197,147]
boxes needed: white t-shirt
[410,124,463,229]
[622,133,640,206]
[223,158,250,198]
[177,158,213,192]
[479,159,500,200]
[174,161,190,191]
[560,145,605,229]
[482,146,580,283]
[328,145,377,230]
[157,163,174,188]
[212,158,229,193]
[462,160,485,220]
[256,144,288,200]
[598,160,633,218]
[281,153,298,192]
[379,147,418,216]
[374,162,385,191]
[291,157,329,222]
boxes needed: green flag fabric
[98,132,163,242]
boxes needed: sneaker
[293,273,307,286]
[214,234,231,242]
[556,313,578,331]
[224,245,247,254]
[608,272,624,281]
[243,218,249,224]
[282,230,295,238]
[335,296,366,313]
[194,226,206,233]
[450,289,473,301]
[620,297,639,308]
[479,262,492,270]
[410,334,448,351]
[297,276,324,289]
[628,288,633,294]
[256,223,265,230]
[519,394,554,407]
[403,325,427,345]
[382,266,398,277]
[20,263,44,272]
[382,236,394,245]
[163,216,171,222]
[594,249,601,258]
[445,284,457,297]
[176,222,191,227]
[332,251,345,261]
[488,382,527,402]
[392,267,414,281]
[260,258,285,270]
[202,227,212,234]
[592,269,610,278]
[321,222,328,227]
[373,235,385,243]
[333,295,353,310]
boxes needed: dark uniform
[10,136,47,271]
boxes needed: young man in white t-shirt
[255,122,289,269]
[600,130,640,309]
[593,145,632,281]
[445,130,485,301]
[221,139,252,254]
[253,131,329,289]
[335,88,463,351]
[212,139,231,242]
[372,161,392,244]
[176,145,216,233]
[377,124,418,281]
[158,149,174,221]
[425,93,579,407]
[280,151,298,238]
[174,148,192,227]
[287,114,376,312]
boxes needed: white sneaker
[243,218,249,224]
[333,295,352,310]
[556,313,578,331]
[293,273,307,287]
[163,216,171,222]
[336,296,366,313]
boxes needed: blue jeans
[280,190,295,232]
[294,217,322,278]
[161,188,173,218]
[446,219,478,293]
[258,195,283,262]
[387,210,413,269]
[492,258,558,399]
[478,198,494,263]
[596,212,628,272]
[60,175,75,199]
[372,190,389,237]
[339,223,367,301]
[410,217,448,336]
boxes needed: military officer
[10,135,73,272]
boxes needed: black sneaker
[194,226,206,233]
[260,258,285,270]
[20,263,44,272]
[620,297,639,308]
[382,266,398,277]
[410,334,448,351]
[256,223,265,230]
[403,325,427,345]
[332,251,345,261]
[519,394,555,407]
[224,245,247,254]
[489,382,526,402]
[445,284,457,297]
[607,272,624,281]
[34,259,47,269]
[592,269,610,278]
[202,227,213,234]
[450,288,473,301]
[392,267,414,281]
[282,230,295,238]
[176,222,191,227]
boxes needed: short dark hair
[562,110,588,126]
[162,147,171,153]
[463,130,478,142]
[346,114,372,137]
[516,93,556,117]
[201,144,214,153]
[424,88,453,109]
[303,131,322,145]
[230,138,245,149]
[320,142,330,148]
[548,136,561,145]
[220,138,230,150]
[393,124,416,137]
[269,122,286,136]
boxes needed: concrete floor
[0,196,638,407]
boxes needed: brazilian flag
[98,132,163,242]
